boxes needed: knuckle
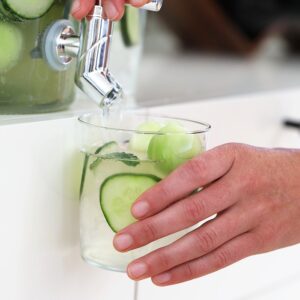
[157,183,172,204]
[155,249,171,270]
[193,228,218,254]
[140,221,159,243]
[214,248,232,269]
[230,143,248,153]
[184,262,197,280]
[257,223,276,250]
[222,143,251,164]
[241,172,267,196]
[185,158,207,179]
[221,143,243,156]
[251,233,265,252]
[182,198,205,224]
[241,173,258,193]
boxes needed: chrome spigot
[41,0,163,107]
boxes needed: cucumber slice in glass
[2,0,55,20]
[148,123,203,173]
[120,6,140,47]
[0,22,23,73]
[100,173,160,232]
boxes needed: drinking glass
[78,112,211,272]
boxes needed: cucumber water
[0,22,23,72]
[79,115,208,272]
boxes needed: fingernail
[130,0,144,6]
[103,1,118,19]
[153,272,171,284]
[114,234,133,251]
[71,0,81,14]
[128,262,148,278]
[132,201,149,218]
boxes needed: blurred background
[136,0,300,106]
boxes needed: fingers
[71,0,125,20]
[152,232,259,286]
[103,0,150,19]
[126,0,150,7]
[126,204,255,281]
[71,0,96,20]
[102,0,125,19]
[71,0,149,20]
[114,175,239,251]
[132,144,237,219]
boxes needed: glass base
[81,255,126,273]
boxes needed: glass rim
[78,112,211,135]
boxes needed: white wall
[0,117,134,300]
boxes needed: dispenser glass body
[0,0,76,114]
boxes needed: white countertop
[0,88,299,300]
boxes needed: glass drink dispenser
[0,0,162,114]
[0,0,75,113]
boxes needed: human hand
[113,144,300,286]
[71,0,150,20]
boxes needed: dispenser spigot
[41,0,163,106]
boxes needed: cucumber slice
[148,123,203,173]
[2,0,55,20]
[0,1,21,21]
[89,141,118,170]
[129,121,163,153]
[0,22,23,73]
[120,6,140,47]
[100,173,160,232]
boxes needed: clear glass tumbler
[78,112,211,272]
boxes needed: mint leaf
[89,141,117,170]
[102,152,140,167]
[89,157,102,170]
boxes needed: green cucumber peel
[0,1,21,21]
[2,0,55,20]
